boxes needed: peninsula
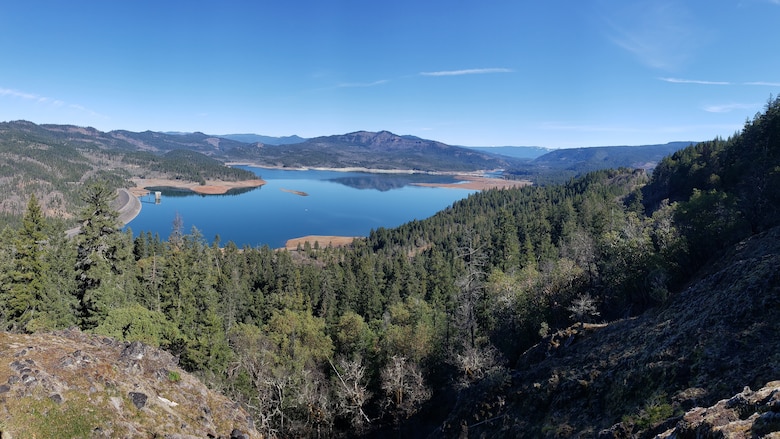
[412,174,532,190]
[129,177,266,196]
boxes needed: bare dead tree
[452,344,504,389]
[567,293,600,328]
[380,355,432,425]
[329,357,371,430]
[454,229,487,350]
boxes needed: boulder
[656,381,780,438]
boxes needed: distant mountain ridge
[216,133,307,145]
[223,130,523,172]
[465,145,552,160]
[533,142,695,170]
[1,119,697,190]
[502,141,696,183]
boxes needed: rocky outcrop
[0,329,260,439]
[655,381,780,438]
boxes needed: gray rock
[656,381,780,438]
[129,391,148,409]
[120,341,147,362]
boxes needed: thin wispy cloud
[419,68,513,77]
[1,87,43,101]
[602,2,704,70]
[336,79,389,88]
[0,85,107,119]
[702,103,760,113]
[744,81,780,87]
[660,78,780,87]
[659,77,731,85]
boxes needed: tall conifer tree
[6,195,49,331]
[73,182,128,329]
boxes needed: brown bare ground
[412,175,532,190]
[130,178,265,195]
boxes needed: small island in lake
[280,188,309,196]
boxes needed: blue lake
[126,167,477,248]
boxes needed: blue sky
[1,1,779,148]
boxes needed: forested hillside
[505,141,694,185]
[0,121,257,228]
[0,97,779,437]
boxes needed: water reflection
[143,186,261,198]
[328,174,460,191]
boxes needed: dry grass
[130,177,265,195]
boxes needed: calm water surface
[127,167,476,248]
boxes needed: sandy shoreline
[412,175,532,190]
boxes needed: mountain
[533,141,694,171]
[107,130,249,154]
[224,130,523,171]
[217,133,307,145]
[0,121,250,155]
[1,120,692,177]
[500,141,694,184]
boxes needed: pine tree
[73,182,129,329]
[6,195,49,331]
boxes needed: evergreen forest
[1,97,779,437]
